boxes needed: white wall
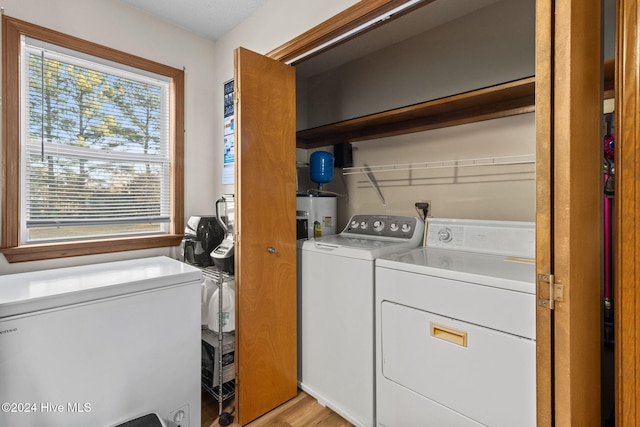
[343,113,536,224]
[213,0,360,195]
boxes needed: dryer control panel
[425,218,535,259]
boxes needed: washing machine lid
[301,234,422,260]
[376,247,535,294]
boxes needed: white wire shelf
[342,154,536,176]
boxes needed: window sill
[0,234,183,263]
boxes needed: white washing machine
[375,218,536,427]
[297,214,425,427]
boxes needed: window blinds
[20,36,171,243]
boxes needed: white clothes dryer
[297,214,424,427]
[375,218,536,427]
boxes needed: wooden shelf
[297,77,535,149]
[604,58,615,99]
[296,59,615,149]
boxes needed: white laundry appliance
[0,256,201,427]
[297,214,425,427]
[375,218,536,427]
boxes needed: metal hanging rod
[286,0,425,65]
[342,154,536,176]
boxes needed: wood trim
[295,60,614,150]
[616,1,640,425]
[1,15,184,261]
[171,70,185,236]
[3,16,181,76]
[266,0,430,63]
[604,59,616,99]
[552,1,603,425]
[296,77,535,148]
[2,16,22,249]
[535,0,553,424]
[0,235,183,263]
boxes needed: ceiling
[120,0,269,41]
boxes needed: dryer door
[380,301,536,427]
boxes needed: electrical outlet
[415,200,431,218]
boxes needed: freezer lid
[0,256,202,319]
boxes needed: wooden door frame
[615,1,640,425]
[535,0,553,423]
[547,1,604,425]
[266,0,429,63]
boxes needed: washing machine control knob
[373,220,385,232]
[360,220,369,229]
[401,223,412,233]
[390,223,399,232]
[438,228,453,242]
[350,220,359,228]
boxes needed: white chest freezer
[0,256,201,427]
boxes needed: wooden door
[536,1,603,426]
[535,0,553,423]
[615,0,640,424]
[234,47,297,425]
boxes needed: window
[1,16,185,262]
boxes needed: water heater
[296,194,337,239]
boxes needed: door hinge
[537,273,564,310]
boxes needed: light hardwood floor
[202,388,353,427]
